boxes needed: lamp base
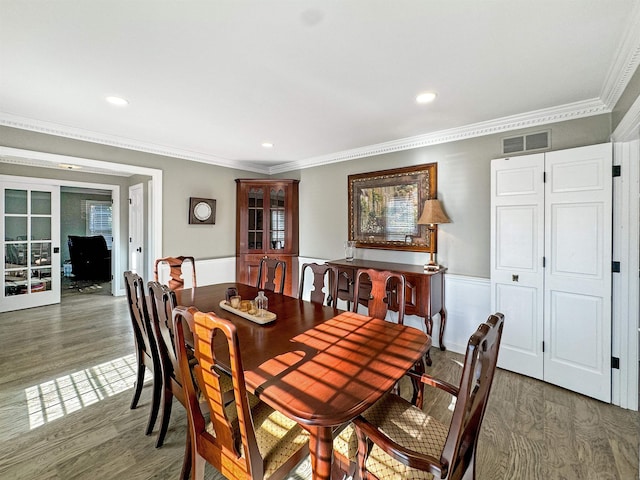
[423,250,439,271]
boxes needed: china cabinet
[235,179,299,296]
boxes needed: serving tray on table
[219,300,277,324]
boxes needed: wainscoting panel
[442,274,492,353]
[194,257,237,286]
[154,256,237,289]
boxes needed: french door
[1,181,60,312]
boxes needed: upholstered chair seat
[204,399,309,478]
[335,393,449,480]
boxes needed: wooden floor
[0,292,638,479]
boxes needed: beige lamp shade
[417,199,451,225]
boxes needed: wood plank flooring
[0,292,638,479]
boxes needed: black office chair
[68,235,111,280]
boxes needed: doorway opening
[61,186,114,299]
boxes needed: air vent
[502,130,550,155]
[503,136,524,154]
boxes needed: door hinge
[129,198,132,204]
[612,165,621,177]
[543,171,546,183]
[129,237,132,243]
[542,341,545,353]
[542,256,546,268]
[611,356,620,369]
[612,261,621,273]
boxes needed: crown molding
[0,113,270,174]
[0,99,613,177]
[269,98,609,174]
[600,2,640,110]
[1,98,609,177]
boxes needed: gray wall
[294,114,612,278]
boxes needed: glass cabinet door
[269,187,286,250]
[247,187,264,250]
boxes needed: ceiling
[1,1,639,174]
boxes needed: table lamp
[417,199,451,270]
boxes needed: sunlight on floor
[24,354,147,429]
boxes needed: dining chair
[256,257,286,294]
[172,305,310,480]
[354,268,430,406]
[298,262,338,307]
[148,281,235,451]
[147,281,184,450]
[334,313,505,480]
[153,255,197,290]
[123,271,162,436]
[352,268,406,324]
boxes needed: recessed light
[105,96,129,106]
[58,164,81,170]
[416,92,437,104]
[262,142,274,148]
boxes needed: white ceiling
[1,1,639,174]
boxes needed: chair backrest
[298,262,337,307]
[124,271,157,361]
[353,268,406,324]
[68,235,111,280]
[172,305,264,478]
[256,257,286,293]
[148,281,180,390]
[154,256,197,290]
[442,312,504,479]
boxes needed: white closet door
[491,154,545,379]
[544,143,612,402]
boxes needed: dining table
[175,282,431,480]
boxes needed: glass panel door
[2,182,60,312]
[269,187,285,250]
[247,187,264,250]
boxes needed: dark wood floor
[0,292,637,479]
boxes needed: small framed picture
[189,197,216,224]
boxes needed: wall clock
[189,197,216,224]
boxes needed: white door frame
[0,147,163,297]
[611,92,640,410]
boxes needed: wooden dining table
[175,282,431,480]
